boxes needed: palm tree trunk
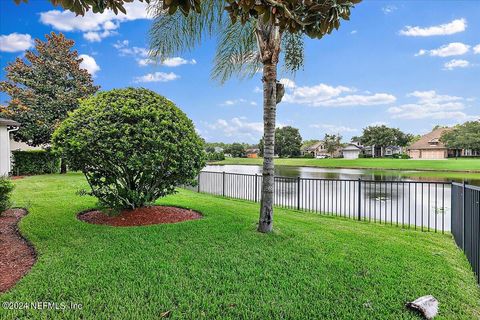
[258,62,277,233]
[256,18,282,233]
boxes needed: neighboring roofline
[0,118,20,127]
[408,127,451,150]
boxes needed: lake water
[204,164,475,184]
[199,165,454,231]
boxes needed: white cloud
[114,40,148,57]
[388,90,478,121]
[474,44,480,54]
[134,72,179,83]
[318,93,397,107]
[281,80,395,107]
[163,57,197,67]
[253,86,262,93]
[39,2,151,42]
[0,33,34,52]
[220,98,257,106]
[205,117,263,141]
[382,5,397,15]
[310,124,357,133]
[415,42,470,57]
[138,57,197,67]
[79,54,100,76]
[368,121,389,127]
[279,78,296,89]
[350,30,358,35]
[400,18,466,37]
[443,59,470,70]
[114,41,196,67]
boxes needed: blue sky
[1,0,479,143]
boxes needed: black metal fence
[188,171,451,233]
[451,182,480,284]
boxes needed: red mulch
[78,206,202,227]
[11,176,25,180]
[0,208,36,293]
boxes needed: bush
[53,88,205,210]
[0,177,14,212]
[12,150,60,175]
[206,151,225,161]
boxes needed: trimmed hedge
[0,177,14,212]
[12,150,60,175]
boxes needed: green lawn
[1,173,479,319]
[213,157,480,172]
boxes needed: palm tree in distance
[149,0,361,233]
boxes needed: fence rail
[451,182,480,284]
[188,171,451,233]
[184,171,480,284]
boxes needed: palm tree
[149,0,360,233]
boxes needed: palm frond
[281,32,304,74]
[148,0,225,60]
[211,20,260,84]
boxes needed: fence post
[357,178,362,221]
[222,171,226,197]
[462,180,466,249]
[197,172,201,193]
[297,177,301,210]
[254,174,258,202]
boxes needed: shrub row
[206,151,225,161]
[12,150,60,175]
[0,177,14,212]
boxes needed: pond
[204,164,477,184]
[199,165,457,231]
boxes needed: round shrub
[52,88,205,210]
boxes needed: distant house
[0,118,20,176]
[342,144,362,159]
[246,148,260,158]
[302,141,341,158]
[407,128,454,159]
[363,145,402,158]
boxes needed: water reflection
[200,165,453,231]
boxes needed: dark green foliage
[0,177,14,212]
[359,125,411,149]
[282,32,304,72]
[206,152,225,161]
[12,150,60,175]
[324,134,343,157]
[260,126,302,158]
[52,88,205,210]
[224,143,247,158]
[441,121,480,151]
[0,33,99,147]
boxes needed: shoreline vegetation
[211,158,480,173]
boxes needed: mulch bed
[0,208,36,293]
[78,206,202,227]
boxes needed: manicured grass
[1,173,479,319]
[213,157,480,173]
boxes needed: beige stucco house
[407,128,453,159]
[303,141,342,158]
